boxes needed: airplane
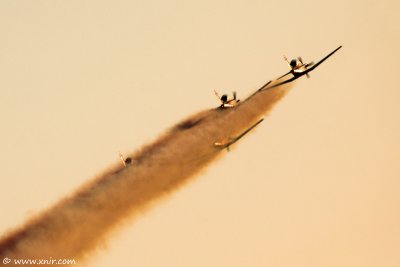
[282,55,314,79]
[119,152,132,167]
[265,45,342,90]
[214,118,264,151]
[214,90,240,109]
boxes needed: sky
[0,0,399,266]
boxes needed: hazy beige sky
[1,0,399,266]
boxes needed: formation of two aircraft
[120,46,342,167]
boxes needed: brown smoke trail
[0,81,292,265]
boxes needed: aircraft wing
[265,75,298,89]
[277,70,292,80]
[231,118,264,144]
[304,45,342,73]
[256,80,272,91]
[216,118,264,150]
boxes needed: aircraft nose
[290,59,297,68]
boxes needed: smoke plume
[0,81,292,265]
